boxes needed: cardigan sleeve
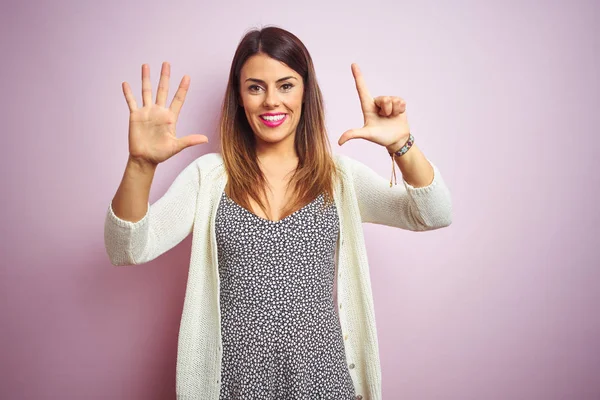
[345,155,452,231]
[103,159,201,266]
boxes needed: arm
[347,153,452,231]
[103,158,201,266]
[335,63,452,229]
[111,156,157,223]
[386,142,434,188]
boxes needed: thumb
[338,128,365,146]
[177,134,209,152]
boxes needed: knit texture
[104,152,452,400]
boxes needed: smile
[259,114,287,127]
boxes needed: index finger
[351,63,372,108]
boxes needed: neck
[255,135,298,164]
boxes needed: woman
[105,26,452,400]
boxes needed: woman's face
[238,53,304,149]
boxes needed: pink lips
[259,113,287,127]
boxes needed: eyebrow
[245,76,298,84]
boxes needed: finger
[338,128,370,146]
[169,75,191,118]
[374,97,385,116]
[383,98,393,116]
[375,96,393,116]
[176,134,209,153]
[122,81,138,112]
[155,62,171,107]
[351,63,373,111]
[141,64,152,107]
[391,98,406,116]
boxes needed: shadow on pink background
[1,0,599,399]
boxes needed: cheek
[294,91,304,110]
[290,95,303,111]
[242,99,262,119]
[240,95,254,110]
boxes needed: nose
[263,87,280,108]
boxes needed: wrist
[386,140,404,154]
[387,133,414,156]
[387,133,415,187]
[128,155,158,175]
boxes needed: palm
[338,63,411,149]
[128,106,180,164]
[360,103,409,147]
[122,62,208,165]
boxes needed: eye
[248,84,263,93]
[281,83,294,91]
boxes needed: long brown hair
[219,26,337,220]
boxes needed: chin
[253,129,295,145]
[256,133,290,144]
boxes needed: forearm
[111,156,157,222]
[386,142,434,188]
[348,152,452,230]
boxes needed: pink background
[2,0,599,399]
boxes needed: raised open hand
[338,63,411,151]
[122,62,209,166]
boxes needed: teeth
[261,114,285,122]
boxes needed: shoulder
[172,153,224,185]
[193,152,223,168]
[331,153,351,173]
[189,152,225,177]
[332,152,370,178]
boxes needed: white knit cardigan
[104,152,452,400]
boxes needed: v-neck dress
[215,190,356,399]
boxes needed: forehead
[240,53,300,81]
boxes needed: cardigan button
[349,363,355,369]
[356,395,363,399]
